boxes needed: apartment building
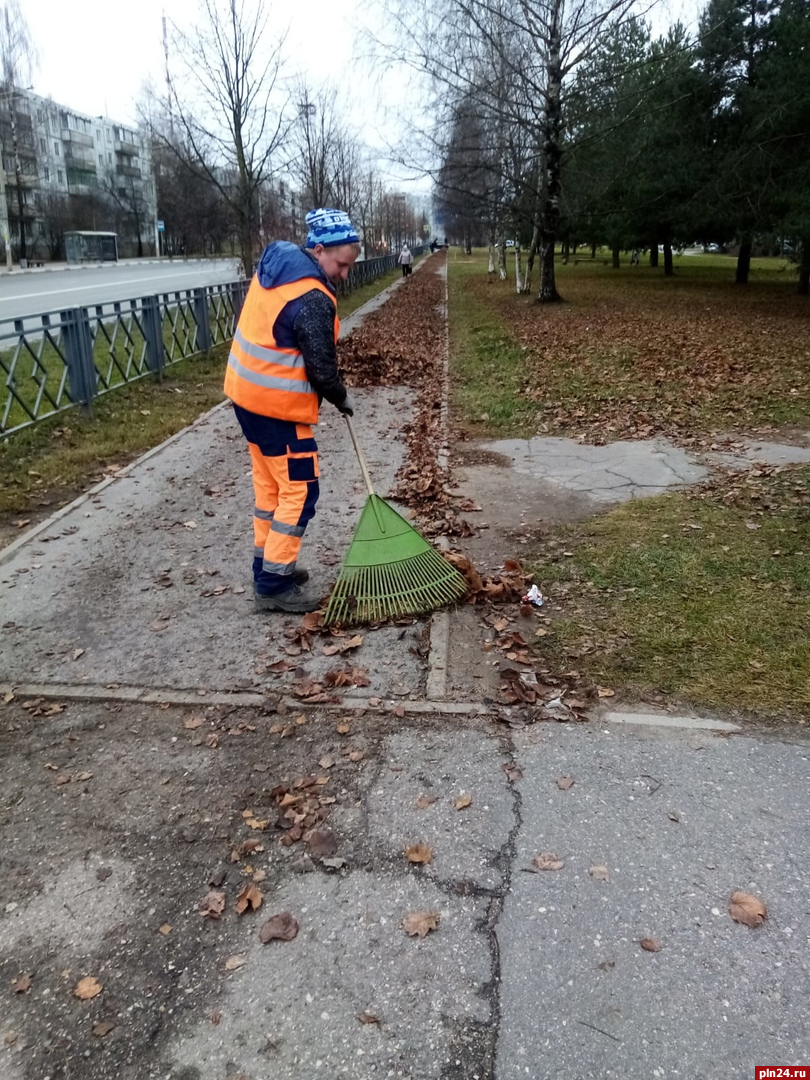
[0,88,157,261]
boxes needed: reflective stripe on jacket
[224,276,339,424]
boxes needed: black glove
[337,392,355,416]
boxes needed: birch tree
[383,0,645,301]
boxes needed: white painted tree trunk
[487,243,496,274]
[498,233,507,280]
[514,243,524,293]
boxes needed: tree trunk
[514,243,524,294]
[736,237,752,284]
[498,231,507,281]
[521,225,539,295]
[612,246,620,269]
[649,245,659,268]
[9,103,26,261]
[537,3,563,304]
[663,240,673,276]
[591,241,597,259]
[487,232,496,277]
[799,238,810,296]
[538,233,561,302]
[561,239,569,264]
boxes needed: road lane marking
[1,267,237,304]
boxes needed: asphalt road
[0,258,241,322]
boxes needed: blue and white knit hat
[305,207,360,248]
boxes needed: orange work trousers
[233,406,320,590]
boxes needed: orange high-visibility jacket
[224,275,339,425]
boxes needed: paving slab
[704,437,810,470]
[483,436,708,503]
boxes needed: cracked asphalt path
[1,697,808,1080]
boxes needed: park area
[445,250,810,722]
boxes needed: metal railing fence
[0,246,428,438]
[0,281,249,437]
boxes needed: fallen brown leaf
[235,884,264,914]
[200,890,226,919]
[454,792,473,811]
[358,1012,380,1025]
[225,955,247,971]
[307,827,338,857]
[75,976,102,1000]
[259,912,299,943]
[532,853,564,871]
[405,843,433,864]
[403,911,440,938]
[12,973,32,994]
[640,937,662,952]
[728,890,767,928]
[589,865,610,882]
[415,794,438,809]
[91,1020,116,1038]
[556,776,575,791]
[184,716,204,730]
[158,923,172,936]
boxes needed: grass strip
[531,471,810,720]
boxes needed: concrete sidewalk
[1,258,808,1080]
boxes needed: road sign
[157,220,165,232]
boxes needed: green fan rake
[324,415,468,626]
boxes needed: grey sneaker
[254,583,322,614]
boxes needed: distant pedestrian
[398,245,413,277]
[631,248,640,266]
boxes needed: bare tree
[0,0,36,261]
[381,0,645,300]
[163,0,288,272]
[287,81,364,221]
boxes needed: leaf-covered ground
[451,254,810,445]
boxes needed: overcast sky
[23,0,698,192]
[24,0,366,122]
[22,0,431,188]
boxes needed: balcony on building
[61,129,95,149]
[115,139,140,157]
[115,162,142,180]
[64,146,97,169]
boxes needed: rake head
[324,494,468,626]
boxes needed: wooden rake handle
[344,413,376,498]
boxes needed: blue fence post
[143,294,166,378]
[194,287,212,353]
[61,307,97,416]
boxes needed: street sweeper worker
[224,207,360,614]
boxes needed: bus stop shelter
[64,231,119,264]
